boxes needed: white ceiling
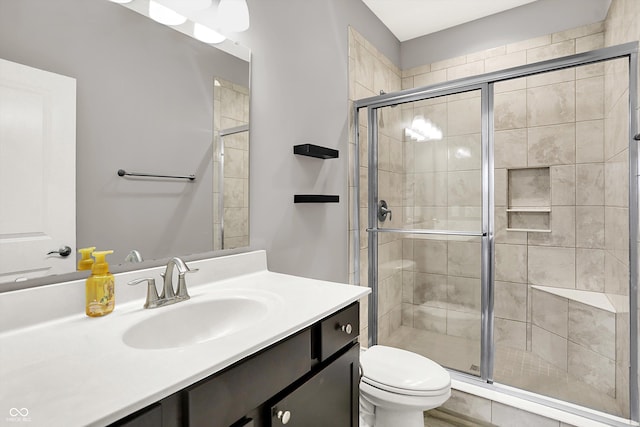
[362,0,540,41]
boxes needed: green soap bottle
[85,250,115,317]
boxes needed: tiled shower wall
[213,78,250,250]
[349,0,640,416]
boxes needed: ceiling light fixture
[149,0,187,26]
[217,0,250,32]
[194,23,226,44]
[109,0,133,3]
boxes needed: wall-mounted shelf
[294,195,339,203]
[293,144,339,159]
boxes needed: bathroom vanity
[0,251,369,427]
[114,302,360,427]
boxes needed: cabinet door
[269,344,359,427]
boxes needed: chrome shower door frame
[354,42,640,423]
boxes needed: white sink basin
[122,295,273,350]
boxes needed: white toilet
[359,345,451,427]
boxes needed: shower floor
[381,326,625,418]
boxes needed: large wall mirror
[0,0,250,289]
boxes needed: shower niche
[506,167,551,233]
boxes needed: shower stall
[353,42,639,423]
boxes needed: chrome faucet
[128,257,198,309]
[161,257,198,302]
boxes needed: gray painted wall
[234,0,398,282]
[0,0,248,264]
[401,0,612,69]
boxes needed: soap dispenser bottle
[86,250,115,317]
[77,247,96,271]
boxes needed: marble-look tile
[447,170,482,207]
[507,35,551,54]
[414,304,447,334]
[447,241,481,278]
[448,97,482,136]
[413,273,448,307]
[447,60,485,81]
[528,246,576,288]
[576,248,605,292]
[414,69,447,88]
[527,81,576,127]
[446,309,480,339]
[414,172,448,207]
[568,301,615,359]
[414,138,447,172]
[528,206,575,247]
[491,401,560,427]
[550,165,575,206]
[494,318,527,350]
[526,39,575,64]
[402,270,414,303]
[604,93,629,161]
[401,303,413,327]
[604,151,629,208]
[508,167,550,207]
[447,276,481,312]
[576,76,604,121]
[494,168,508,207]
[495,208,528,245]
[576,163,604,205]
[494,129,528,169]
[495,244,528,283]
[495,281,527,321]
[526,68,575,88]
[575,206,605,249]
[604,206,629,261]
[605,250,629,296]
[441,390,492,423]
[532,289,568,338]
[532,325,568,370]
[527,123,575,166]
[414,239,448,274]
[485,51,527,74]
[576,120,604,163]
[223,207,248,238]
[568,341,615,397]
[224,147,248,179]
[447,134,481,171]
[495,90,527,130]
[223,177,245,208]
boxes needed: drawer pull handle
[277,410,291,424]
[340,323,353,334]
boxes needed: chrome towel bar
[117,169,195,181]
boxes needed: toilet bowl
[359,345,451,427]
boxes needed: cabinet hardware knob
[276,410,291,424]
[340,323,353,334]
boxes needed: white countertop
[0,251,369,426]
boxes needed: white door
[0,58,76,282]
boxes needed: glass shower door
[367,86,490,377]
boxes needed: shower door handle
[378,200,392,222]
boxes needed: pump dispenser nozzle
[77,247,96,271]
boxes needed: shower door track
[353,41,640,423]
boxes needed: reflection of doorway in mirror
[0,59,76,282]
[213,78,249,250]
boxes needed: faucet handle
[175,267,198,301]
[128,277,160,309]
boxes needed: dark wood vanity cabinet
[109,302,360,427]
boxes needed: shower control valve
[378,200,392,222]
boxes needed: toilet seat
[360,345,450,396]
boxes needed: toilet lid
[360,346,450,395]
